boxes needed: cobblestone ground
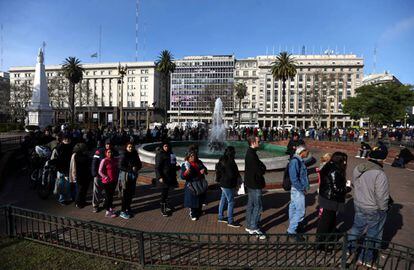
[1,144,413,249]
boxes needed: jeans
[57,172,71,203]
[121,173,137,212]
[348,206,387,264]
[103,181,117,211]
[218,187,235,224]
[246,188,262,230]
[287,187,306,234]
[92,176,104,208]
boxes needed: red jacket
[98,157,119,184]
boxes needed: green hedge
[0,123,24,132]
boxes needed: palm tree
[271,52,297,128]
[62,57,84,125]
[234,82,248,127]
[155,50,176,123]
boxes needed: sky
[0,0,413,84]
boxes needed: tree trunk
[238,98,242,127]
[164,74,169,123]
[69,82,75,125]
[282,79,286,128]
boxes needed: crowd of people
[19,123,405,268]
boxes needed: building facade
[0,71,10,122]
[168,55,235,124]
[9,62,162,127]
[235,54,364,128]
[362,72,401,86]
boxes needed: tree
[155,50,176,123]
[62,57,84,125]
[343,83,414,127]
[309,70,324,128]
[234,82,247,127]
[9,82,32,123]
[271,52,297,128]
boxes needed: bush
[0,123,24,132]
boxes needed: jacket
[119,149,142,173]
[319,161,347,203]
[52,143,73,175]
[215,158,240,189]
[155,150,180,186]
[69,152,92,184]
[288,154,309,192]
[180,160,207,208]
[352,160,389,211]
[98,157,119,184]
[244,147,266,189]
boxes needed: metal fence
[0,205,413,269]
[0,136,22,153]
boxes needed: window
[141,69,149,74]
[252,70,256,76]
[243,71,248,76]
[140,77,148,82]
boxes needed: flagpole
[99,25,102,63]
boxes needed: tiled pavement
[1,142,413,250]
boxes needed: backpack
[282,157,301,191]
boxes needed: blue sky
[1,0,413,84]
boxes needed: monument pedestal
[27,108,53,128]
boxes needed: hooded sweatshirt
[352,160,389,211]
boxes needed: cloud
[379,16,414,45]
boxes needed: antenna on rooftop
[0,24,3,71]
[373,45,377,74]
[135,0,139,61]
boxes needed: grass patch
[0,237,139,270]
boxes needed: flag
[90,53,98,58]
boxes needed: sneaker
[191,217,198,221]
[357,260,378,269]
[251,229,267,240]
[287,233,305,242]
[245,228,253,233]
[105,210,117,218]
[92,207,99,213]
[119,211,130,220]
[361,157,365,159]
[227,222,242,228]
[218,219,228,224]
[355,155,360,158]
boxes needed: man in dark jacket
[286,133,305,158]
[51,134,73,205]
[155,142,180,217]
[244,135,267,240]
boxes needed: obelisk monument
[26,48,53,128]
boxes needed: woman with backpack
[216,146,242,228]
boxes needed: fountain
[208,98,226,152]
[138,100,290,171]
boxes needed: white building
[362,71,401,86]
[9,62,162,127]
[235,54,364,128]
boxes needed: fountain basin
[138,141,289,171]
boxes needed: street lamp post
[327,95,335,129]
[146,102,156,130]
[117,63,127,131]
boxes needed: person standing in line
[91,139,118,213]
[180,150,208,221]
[287,146,310,242]
[348,148,390,268]
[69,143,92,208]
[244,135,267,240]
[286,132,305,158]
[51,134,74,205]
[118,142,142,219]
[316,152,350,250]
[98,149,119,218]
[216,146,242,228]
[155,142,180,217]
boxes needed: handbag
[188,177,208,196]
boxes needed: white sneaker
[355,155,360,158]
[251,229,267,240]
[245,228,253,233]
